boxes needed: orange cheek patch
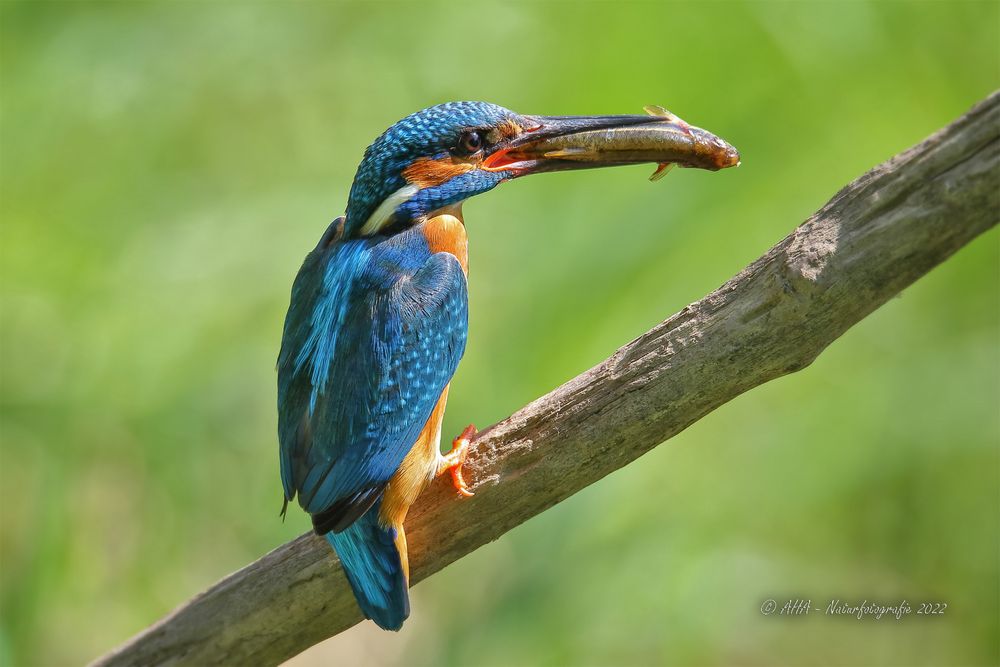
[402,157,474,189]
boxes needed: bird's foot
[438,424,476,497]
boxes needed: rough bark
[93,91,999,667]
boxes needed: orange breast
[421,212,468,274]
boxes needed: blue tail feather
[325,502,409,631]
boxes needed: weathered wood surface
[93,90,999,667]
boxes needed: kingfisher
[277,101,739,631]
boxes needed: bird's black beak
[482,106,740,180]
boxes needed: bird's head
[344,101,739,238]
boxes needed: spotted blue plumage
[277,216,467,629]
[278,222,467,515]
[397,169,507,223]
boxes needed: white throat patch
[359,184,420,236]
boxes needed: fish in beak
[484,105,740,181]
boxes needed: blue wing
[278,222,468,532]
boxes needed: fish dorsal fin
[643,104,681,123]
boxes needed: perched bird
[277,101,738,630]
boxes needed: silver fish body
[529,122,740,172]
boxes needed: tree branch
[93,91,999,667]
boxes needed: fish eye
[456,130,484,156]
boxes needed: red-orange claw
[439,423,477,497]
[451,465,474,498]
[456,423,477,443]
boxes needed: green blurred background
[1,1,998,665]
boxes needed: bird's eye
[456,131,484,156]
